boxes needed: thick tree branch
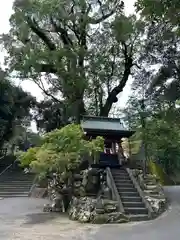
[50,17,73,46]
[26,16,56,51]
[100,56,133,117]
[34,77,63,104]
[89,1,124,24]
[106,47,116,94]
[39,64,57,74]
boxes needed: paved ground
[0,186,180,239]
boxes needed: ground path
[0,186,180,239]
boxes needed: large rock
[100,182,112,199]
[145,196,166,214]
[92,212,129,224]
[132,169,167,216]
[69,197,96,223]
[82,168,100,195]
[43,192,65,212]
[68,197,129,224]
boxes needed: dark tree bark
[100,56,133,116]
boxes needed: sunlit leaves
[18,124,104,177]
[136,0,180,26]
[113,15,134,42]
[1,0,144,119]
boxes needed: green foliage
[1,0,145,121]
[18,124,104,178]
[146,117,180,173]
[124,97,180,174]
[35,100,66,132]
[17,147,39,167]
[0,69,36,148]
[136,0,180,26]
[5,126,42,153]
[148,160,173,185]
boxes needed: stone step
[111,170,127,174]
[144,180,156,184]
[0,179,33,182]
[112,172,129,175]
[145,185,158,190]
[1,176,33,178]
[0,179,34,181]
[0,183,33,186]
[0,185,32,190]
[0,187,32,190]
[0,191,29,197]
[121,196,142,202]
[112,172,129,177]
[129,214,149,222]
[0,194,29,198]
[114,180,132,184]
[0,168,33,198]
[120,192,140,197]
[115,183,134,188]
[116,184,135,188]
[113,176,130,180]
[0,175,34,178]
[144,190,159,195]
[125,207,148,215]
[117,188,137,193]
[123,201,145,208]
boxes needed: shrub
[18,124,104,179]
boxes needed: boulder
[102,199,118,213]
[68,197,128,224]
[92,212,129,224]
[82,168,100,195]
[74,185,86,197]
[145,196,166,214]
[132,169,167,216]
[74,174,83,181]
[100,182,112,199]
[69,197,96,223]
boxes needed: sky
[0,0,136,130]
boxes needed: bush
[18,124,104,179]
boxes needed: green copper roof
[81,116,127,132]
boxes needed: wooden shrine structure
[81,116,135,167]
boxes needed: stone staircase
[0,166,34,198]
[98,153,120,168]
[111,168,149,221]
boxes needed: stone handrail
[126,168,154,218]
[28,174,39,196]
[106,167,125,213]
[0,163,13,177]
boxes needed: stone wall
[68,197,129,224]
[43,168,104,213]
[73,168,102,197]
[132,169,167,216]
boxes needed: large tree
[136,0,180,27]
[0,69,35,148]
[1,0,144,122]
[34,100,67,132]
[130,18,180,108]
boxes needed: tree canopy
[0,69,36,148]
[1,0,180,180]
[1,0,145,122]
[19,123,104,179]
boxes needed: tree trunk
[100,58,133,117]
[74,98,86,124]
